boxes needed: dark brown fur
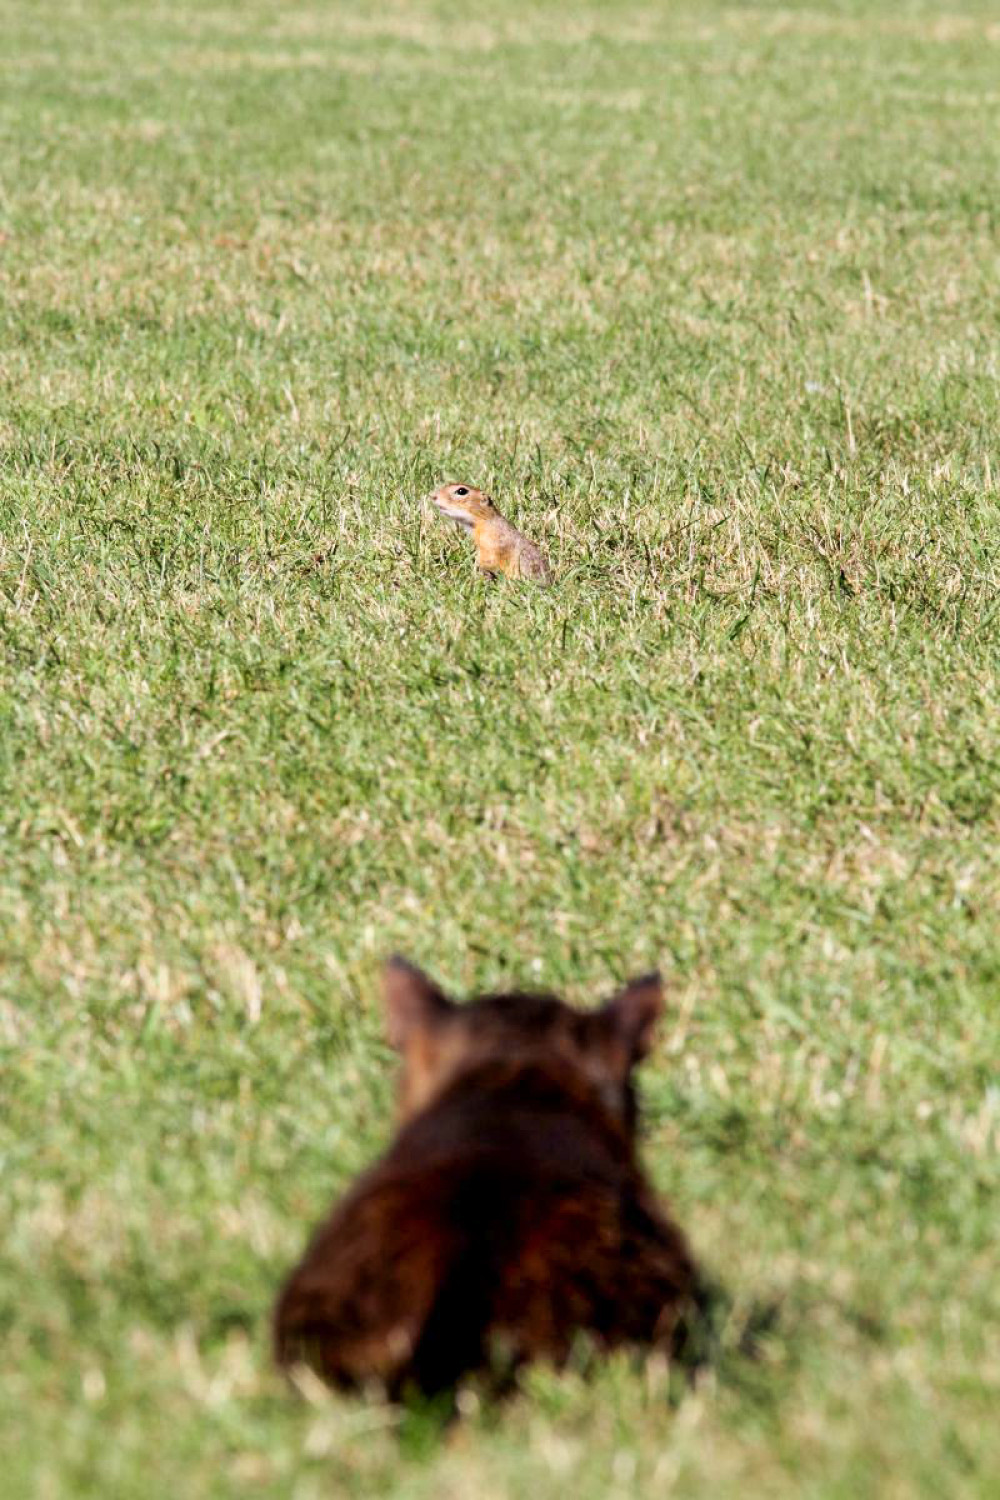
[273,959,703,1398]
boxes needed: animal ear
[598,972,663,1063]
[382,956,451,1048]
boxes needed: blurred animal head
[427,483,498,529]
[275,957,704,1399]
[383,957,663,1130]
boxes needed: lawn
[2,0,999,1494]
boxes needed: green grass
[2,0,999,1494]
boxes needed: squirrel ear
[382,957,451,1048]
[596,972,663,1063]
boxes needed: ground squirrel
[274,958,707,1398]
[427,482,552,584]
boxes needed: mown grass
[2,1,999,1495]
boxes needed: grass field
[2,0,1000,1494]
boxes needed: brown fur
[427,483,552,583]
[273,960,704,1399]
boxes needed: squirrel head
[427,483,497,530]
[382,956,663,1131]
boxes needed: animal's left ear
[382,956,452,1049]
[596,972,663,1064]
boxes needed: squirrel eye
[454,487,469,496]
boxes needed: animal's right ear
[597,971,664,1065]
[382,956,452,1048]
